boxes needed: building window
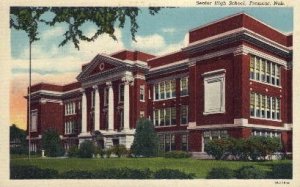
[30,110,38,132]
[203,71,225,114]
[158,134,178,152]
[104,87,109,106]
[153,79,176,101]
[181,134,188,151]
[180,77,188,96]
[140,85,145,101]
[250,92,281,120]
[65,121,76,134]
[119,84,124,103]
[153,107,176,127]
[119,110,124,130]
[140,111,145,118]
[250,55,281,86]
[180,105,188,125]
[252,130,280,138]
[65,102,76,115]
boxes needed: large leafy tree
[10,124,27,154]
[131,118,159,157]
[10,7,161,49]
[41,128,64,157]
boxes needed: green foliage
[267,163,292,179]
[41,128,64,157]
[111,145,128,158]
[153,169,194,179]
[68,145,79,158]
[78,140,96,158]
[10,165,58,179]
[10,7,161,49]
[204,138,231,160]
[10,124,28,155]
[105,147,113,158]
[206,167,235,179]
[60,170,94,179]
[164,151,191,159]
[131,118,159,157]
[236,166,265,179]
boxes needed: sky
[10,7,293,130]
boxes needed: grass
[10,156,292,178]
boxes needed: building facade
[26,13,293,155]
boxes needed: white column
[93,85,100,131]
[123,80,130,130]
[107,81,114,131]
[80,89,87,133]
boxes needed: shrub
[206,167,235,179]
[164,151,191,159]
[78,140,95,158]
[10,165,58,179]
[105,147,113,158]
[267,163,292,179]
[153,169,194,179]
[94,168,152,179]
[94,147,105,158]
[236,166,265,179]
[204,139,231,160]
[111,145,128,158]
[41,128,65,157]
[60,170,95,179]
[68,145,79,157]
[226,138,248,160]
[131,118,159,157]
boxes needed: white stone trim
[134,74,145,80]
[148,50,182,61]
[94,86,100,131]
[107,81,114,131]
[123,80,130,131]
[39,98,63,105]
[187,122,292,131]
[149,59,189,71]
[81,90,87,134]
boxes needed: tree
[78,140,96,158]
[41,128,64,157]
[10,7,161,49]
[10,124,27,154]
[131,118,158,157]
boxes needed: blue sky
[10,7,293,129]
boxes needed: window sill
[203,110,225,115]
[155,125,177,128]
[153,97,176,102]
[180,95,189,97]
[250,116,282,122]
[250,79,281,88]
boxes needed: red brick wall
[188,130,202,152]
[40,102,64,134]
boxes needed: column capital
[93,85,98,90]
[106,81,112,87]
[79,88,85,93]
[122,76,134,84]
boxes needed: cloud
[131,33,189,56]
[162,28,176,34]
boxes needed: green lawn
[10,156,292,178]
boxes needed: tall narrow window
[154,110,159,126]
[261,59,266,82]
[165,81,171,99]
[160,82,165,99]
[171,80,176,98]
[165,108,171,126]
[120,110,124,130]
[154,84,159,100]
[255,94,261,117]
[276,98,280,120]
[275,65,280,86]
[180,77,188,96]
[255,57,260,81]
[171,107,176,125]
[271,63,276,85]
[267,97,271,119]
[272,97,276,119]
[160,109,165,126]
[180,105,188,124]
[104,87,109,106]
[266,61,271,83]
[181,134,188,151]
[250,92,255,117]
[261,95,266,118]
[119,84,124,102]
[171,134,176,151]
[30,110,38,132]
[140,85,145,101]
[250,56,255,79]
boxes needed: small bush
[78,140,95,158]
[10,165,58,179]
[153,169,194,179]
[206,167,235,179]
[164,151,191,159]
[105,147,113,158]
[68,145,79,157]
[267,163,292,179]
[94,168,152,179]
[236,166,265,179]
[60,170,95,179]
[111,145,128,158]
[204,139,231,160]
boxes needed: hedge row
[207,164,292,179]
[10,165,194,179]
[163,151,191,159]
[204,136,282,161]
